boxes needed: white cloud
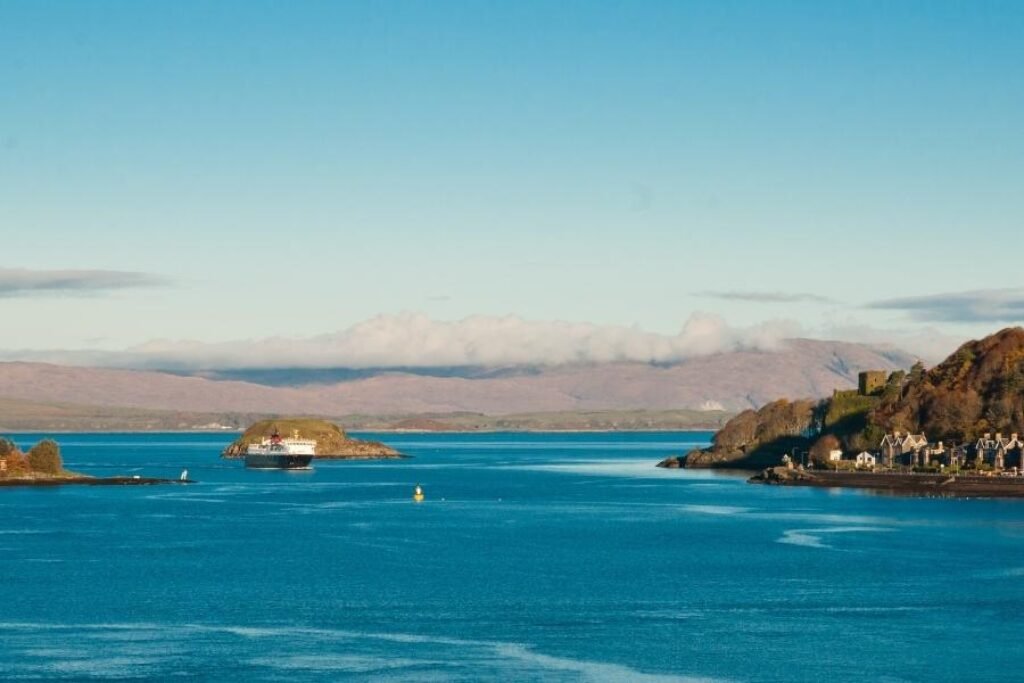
[4,312,802,370]
[866,288,1024,323]
[9,312,980,371]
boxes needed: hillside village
[679,328,1024,472]
[791,369,1024,474]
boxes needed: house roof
[880,433,928,448]
[975,435,1023,450]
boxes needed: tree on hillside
[712,410,759,450]
[27,439,63,475]
[1,438,30,475]
[908,361,925,379]
[809,434,841,467]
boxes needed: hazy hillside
[0,398,732,433]
[0,339,913,416]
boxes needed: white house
[855,452,876,468]
[828,449,843,462]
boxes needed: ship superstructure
[244,429,316,469]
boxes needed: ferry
[244,429,316,469]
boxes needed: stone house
[879,431,928,467]
[919,441,947,467]
[973,433,1023,469]
[944,444,970,468]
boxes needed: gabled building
[879,431,928,467]
[919,441,946,468]
[855,452,876,468]
[948,444,970,468]
[973,433,1023,469]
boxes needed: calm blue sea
[0,431,1022,682]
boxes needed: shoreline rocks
[0,475,192,488]
[656,455,686,468]
[749,466,1024,498]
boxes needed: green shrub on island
[27,439,63,475]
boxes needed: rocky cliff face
[222,418,402,459]
[679,399,817,469]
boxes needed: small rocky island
[222,418,404,460]
[0,437,189,487]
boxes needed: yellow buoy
[413,484,425,503]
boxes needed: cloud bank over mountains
[3,313,803,370]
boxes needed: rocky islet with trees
[0,437,66,478]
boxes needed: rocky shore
[750,466,1024,498]
[0,475,193,488]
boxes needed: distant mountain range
[0,339,913,418]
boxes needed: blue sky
[1,1,1022,363]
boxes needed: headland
[662,327,1024,499]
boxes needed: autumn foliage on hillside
[870,327,1024,442]
[686,328,1024,468]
